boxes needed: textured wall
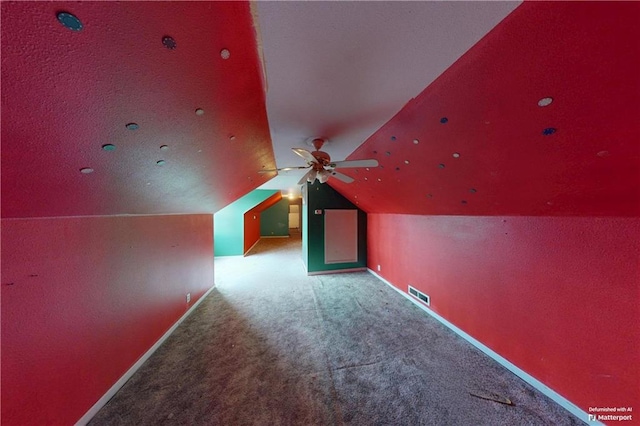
[214,190,278,256]
[327,3,640,415]
[244,192,282,254]
[260,198,290,237]
[1,1,275,218]
[305,183,367,274]
[368,214,640,412]
[330,2,639,217]
[1,215,214,425]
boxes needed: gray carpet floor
[90,232,580,425]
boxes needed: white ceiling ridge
[255,1,521,191]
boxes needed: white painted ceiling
[256,1,521,195]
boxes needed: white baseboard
[308,267,366,276]
[367,269,595,426]
[75,283,217,426]
[243,238,260,256]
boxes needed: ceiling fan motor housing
[311,150,331,170]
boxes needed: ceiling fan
[261,138,378,185]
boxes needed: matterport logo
[588,406,633,422]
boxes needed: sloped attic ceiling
[329,2,640,217]
[3,2,638,219]
[1,1,276,218]
[257,1,521,194]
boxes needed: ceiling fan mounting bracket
[305,136,328,150]
[312,138,325,151]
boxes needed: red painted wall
[243,193,282,254]
[368,214,639,412]
[1,214,214,425]
[244,210,262,254]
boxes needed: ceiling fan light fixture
[307,170,318,182]
[318,170,331,183]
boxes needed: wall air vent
[408,285,430,306]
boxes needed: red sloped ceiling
[330,2,640,217]
[1,1,276,218]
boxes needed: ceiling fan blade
[329,159,378,168]
[258,166,309,174]
[297,169,314,185]
[330,171,354,183]
[292,148,319,164]
[282,166,311,171]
